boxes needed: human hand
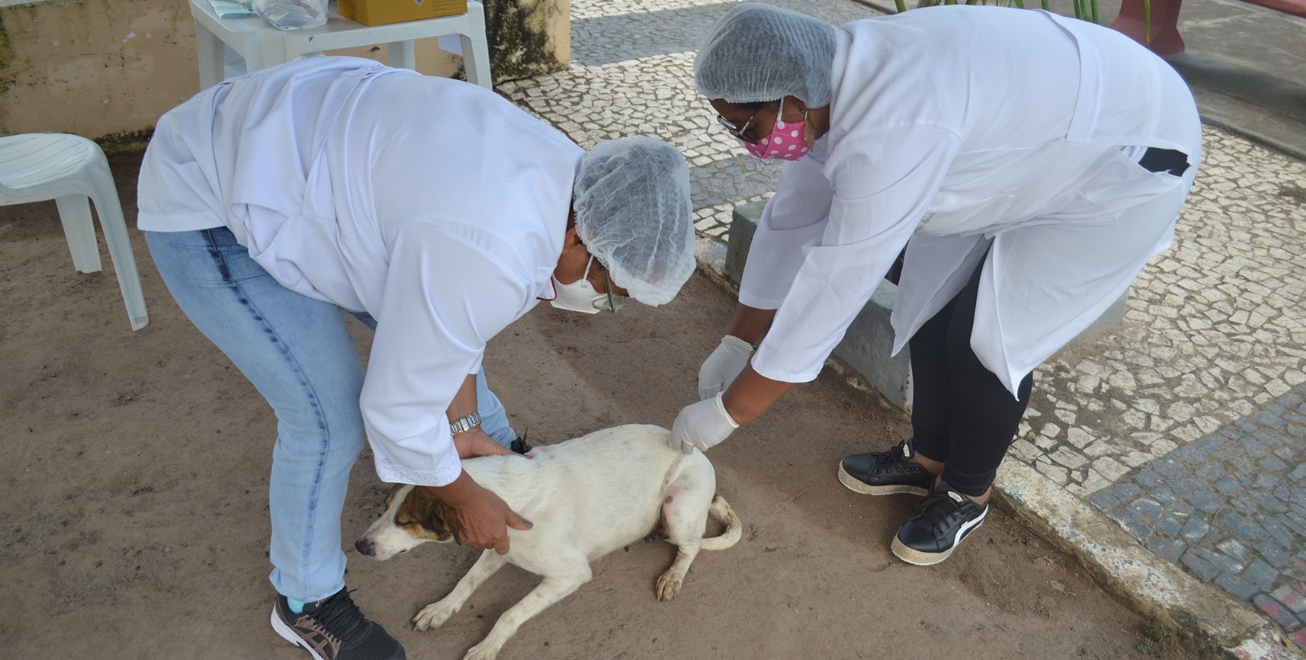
[698,335,755,400]
[427,473,532,554]
[453,428,527,460]
[669,393,739,454]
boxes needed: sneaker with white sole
[890,480,988,566]
[838,439,936,496]
[271,588,405,660]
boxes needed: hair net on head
[694,3,838,107]
[573,137,696,307]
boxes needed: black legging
[909,256,1034,498]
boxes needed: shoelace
[912,490,969,531]
[306,589,370,645]
[883,441,914,472]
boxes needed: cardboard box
[337,0,467,26]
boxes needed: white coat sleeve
[750,126,962,383]
[738,151,835,309]
[361,221,530,486]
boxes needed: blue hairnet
[573,137,696,307]
[694,3,839,106]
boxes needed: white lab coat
[138,57,584,486]
[741,7,1202,395]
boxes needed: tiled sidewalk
[499,0,1306,647]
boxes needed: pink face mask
[745,98,809,161]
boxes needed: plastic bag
[253,0,328,30]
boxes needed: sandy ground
[0,152,1209,659]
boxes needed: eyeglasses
[716,106,763,145]
[595,265,627,313]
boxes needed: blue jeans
[144,227,515,602]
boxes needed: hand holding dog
[423,472,532,554]
[453,428,526,460]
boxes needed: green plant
[1071,0,1099,23]
[1135,621,1174,658]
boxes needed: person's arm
[737,150,836,311]
[724,304,776,346]
[673,128,961,454]
[747,128,960,386]
[446,373,517,460]
[696,155,831,402]
[363,222,532,550]
[721,363,794,425]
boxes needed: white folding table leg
[85,154,149,331]
[54,194,103,274]
[195,19,227,90]
[386,40,417,70]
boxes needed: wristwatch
[449,412,482,436]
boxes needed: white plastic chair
[0,133,149,331]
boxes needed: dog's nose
[354,537,374,556]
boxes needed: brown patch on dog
[393,485,459,543]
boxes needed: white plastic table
[188,0,492,90]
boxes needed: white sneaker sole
[271,606,328,660]
[837,462,930,497]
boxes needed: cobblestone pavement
[499,0,1306,645]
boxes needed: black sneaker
[837,439,936,496]
[891,481,988,566]
[271,588,405,660]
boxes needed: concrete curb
[690,238,1304,660]
[994,459,1297,658]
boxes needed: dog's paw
[655,570,684,601]
[463,641,502,660]
[412,601,459,631]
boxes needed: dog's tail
[699,495,742,552]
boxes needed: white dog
[354,424,742,660]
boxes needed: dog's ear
[383,483,405,510]
[432,500,462,544]
[394,486,459,543]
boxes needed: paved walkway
[499,0,1306,651]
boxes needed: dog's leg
[655,466,717,601]
[413,550,508,631]
[655,541,702,602]
[464,565,591,660]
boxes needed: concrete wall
[0,0,569,150]
[0,0,198,149]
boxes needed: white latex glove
[698,335,755,400]
[669,393,739,455]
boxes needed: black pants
[909,257,1034,497]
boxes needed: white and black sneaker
[272,588,405,660]
[890,480,988,566]
[838,439,936,496]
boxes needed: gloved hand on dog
[669,393,738,454]
[698,335,754,400]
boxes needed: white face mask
[549,256,605,314]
